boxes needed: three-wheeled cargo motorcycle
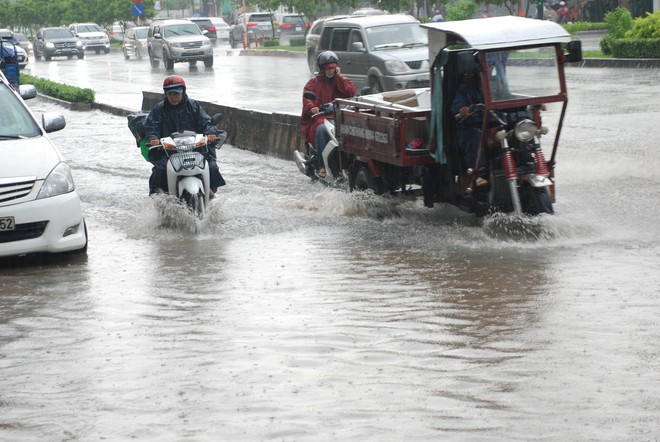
[302,16,582,216]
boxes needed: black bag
[127,111,149,146]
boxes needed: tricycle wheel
[354,164,384,195]
[521,184,554,215]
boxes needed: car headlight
[171,42,182,48]
[514,119,538,142]
[76,41,83,48]
[46,42,55,48]
[202,39,210,46]
[37,162,75,199]
[384,60,410,74]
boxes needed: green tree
[445,0,478,21]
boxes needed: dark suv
[315,14,429,92]
[186,17,217,44]
[34,27,84,61]
[147,19,214,70]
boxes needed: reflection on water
[1,74,659,440]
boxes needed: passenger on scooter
[144,75,225,195]
[300,51,357,178]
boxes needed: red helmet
[163,75,186,94]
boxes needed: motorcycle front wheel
[182,190,205,219]
[520,184,554,215]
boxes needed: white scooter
[293,92,345,185]
[150,115,225,219]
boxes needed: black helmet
[163,75,186,94]
[317,51,339,71]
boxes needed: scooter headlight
[514,119,538,142]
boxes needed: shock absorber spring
[502,149,518,181]
[533,146,550,176]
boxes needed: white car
[69,22,110,54]
[0,71,88,258]
[210,17,230,41]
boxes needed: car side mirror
[42,112,66,133]
[566,40,582,63]
[19,85,37,100]
[351,42,366,52]
[154,32,162,39]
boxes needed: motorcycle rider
[144,75,225,195]
[300,51,357,178]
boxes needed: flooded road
[1,63,660,441]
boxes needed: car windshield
[14,34,28,42]
[366,23,427,50]
[0,85,40,138]
[485,48,562,102]
[164,23,201,37]
[135,28,148,39]
[210,19,228,28]
[44,28,73,39]
[78,24,102,32]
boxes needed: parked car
[12,32,33,54]
[314,14,429,92]
[122,26,148,60]
[0,29,28,69]
[147,18,213,70]
[277,13,310,44]
[33,27,84,61]
[68,23,110,54]
[209,17,230,42]
[229,12,274,48]
[0,70,88,258]
[305,15,348,73]
[186,17,217,44]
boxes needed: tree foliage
[0,0,158,33]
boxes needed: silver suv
[147,19,213,70]
[315,14,429,93]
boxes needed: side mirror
[154,32,162,39]
[42,112,66,133]
[351,41,366,52]
[566,40,582,63]
[19,84,37,100]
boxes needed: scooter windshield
[485,48,562,103]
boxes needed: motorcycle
[293,91,346,186]
[149,114,226,219]
[454,103,554,216]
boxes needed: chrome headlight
[46,42,55,48]
[37,162,75,199]
[76,41,83,48]
[384,60,410,74]
[514,119,538,142]
[171,42,182,48]
[202,39,210,46]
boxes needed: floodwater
[1,66,660,441]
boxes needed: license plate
[0,216,15,231]
[296,26,301,32]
